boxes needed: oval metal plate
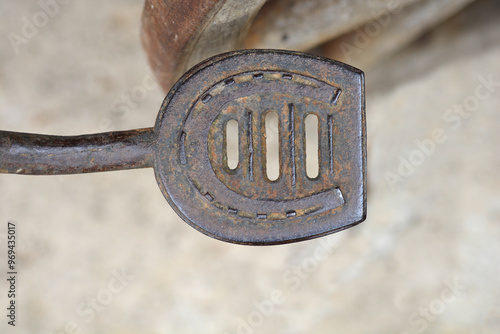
[154,50,366,245]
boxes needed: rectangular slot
[225,119,239,170]
[305,113,319,179]
[265,111,280,181]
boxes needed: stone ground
[0,0,499,333]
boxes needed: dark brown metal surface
[0,129,155,175]
[154,50,366,244]
[0,50,366,245]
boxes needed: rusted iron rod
[0,128,156,175]
[0,50,366,244]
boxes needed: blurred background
[0,0,499,333]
